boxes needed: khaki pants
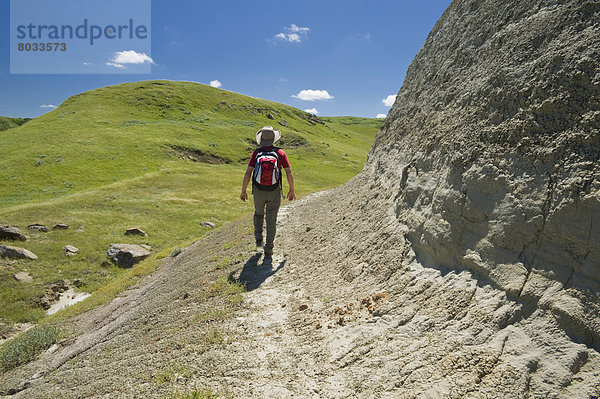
[253,186,281,253]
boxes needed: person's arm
[284,167,295,201]
[240,166,253,201]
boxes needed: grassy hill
[0,80,381,327]
[0,116,31,132]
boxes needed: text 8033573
[17,43,67,52]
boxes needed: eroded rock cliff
[366,0,599,348]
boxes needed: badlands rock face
[368,0,599,345]
[337,0,600,396]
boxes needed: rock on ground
[64,245,79,256]
[0,226,27,241]
[28,224,49,232]
[124,227,147,236]
[13,271,33,283]
[0,245,37,260]
[107,243,150,268]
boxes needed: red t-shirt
[248,146,290,170]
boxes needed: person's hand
[240,191,248,202]
[287,190,296,201]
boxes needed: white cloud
[107,50,155,69]
[82,62,92,66]
[292,89,334,101]
[106,62,126,69]
[304,108,318,115]
[40,104,57,108]
[210,80,222,88]
[351,32,372,42]
[382,94,396,107]
[273,24,310,43]
[289,24,309,33]
[376,113,387,119]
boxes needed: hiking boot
[256,239,263,248]
[264,249,273,258]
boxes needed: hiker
[240,126,296,258]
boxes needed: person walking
[240,126,295,258]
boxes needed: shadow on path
[237,253,286,291]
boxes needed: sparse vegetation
[170,247,182,257]
[207,274,246,298]
[154,364,192,385]
[0,324,60,371]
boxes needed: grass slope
[0,116,31,132]
[0,80,381,326]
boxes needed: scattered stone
[76,225,85,233]
[182,292,189,300]
[298,304,308,311]
[50,280,69,293]
[266,113,275,120]
[13,271,33,283]
[0,226,27,241]
[38,280,69,309]
[0,245,38,260]
[281,303,286,308]
[53,223,69,230]
[278,120,288,127]
[125,227,147,236]
[28,223,49,232]
[73,279,84,288]
[64,245,79,256]
[140,244,152,251]
[107,243,151,268]
[200,221,216,228]
[305,226,312,232]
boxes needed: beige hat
[256,126,281,146]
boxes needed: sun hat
[256,126,281,146]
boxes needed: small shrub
[154,364,191,385]
[170,247,182,257]
[0,325,60,371]
[202,329,224,346]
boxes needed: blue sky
[0,0,452,118]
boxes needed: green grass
[154,364,192,385]
[0,116,31,132]
[0,324,60,371]
[0,80,381,327]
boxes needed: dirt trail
[0,190,387,398]
[2,186,599,398]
